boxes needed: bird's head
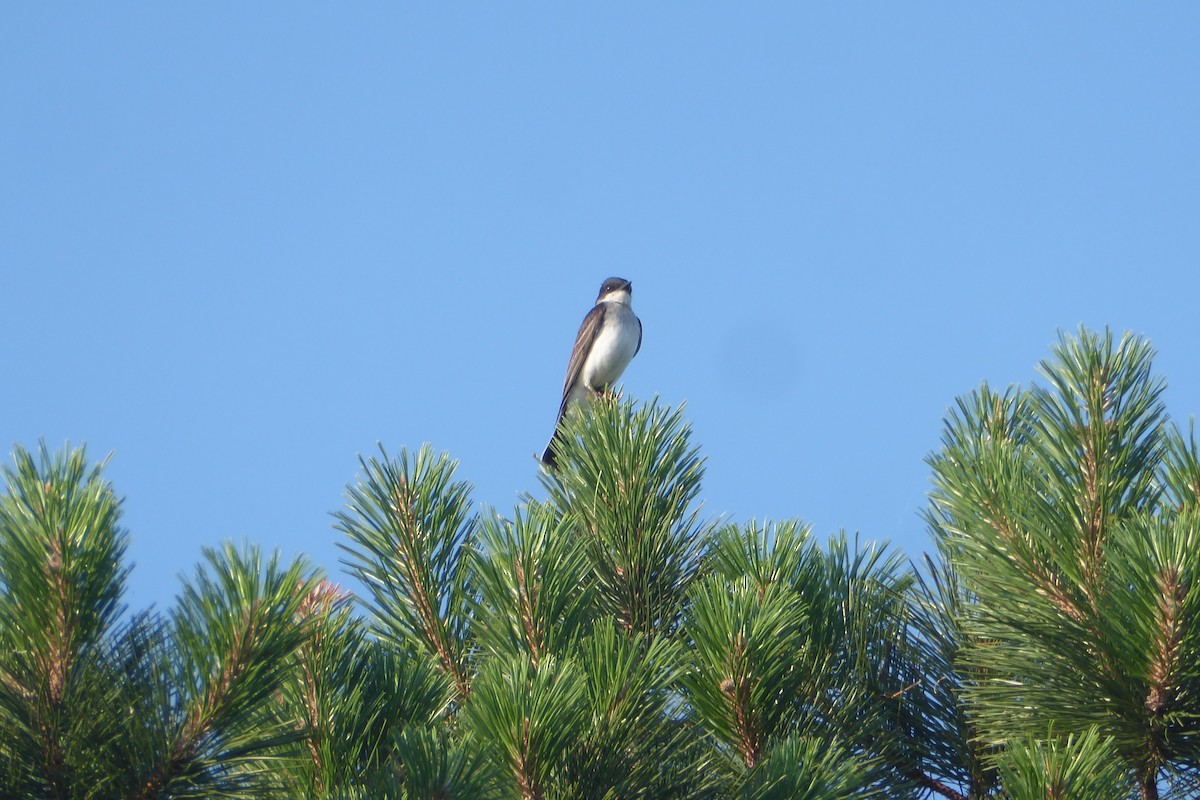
[596,277,633,305]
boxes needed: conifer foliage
[926,329,1200,799]
[0,328,1196,798]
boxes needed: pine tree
[0,446,331,798]
[3,327,1197,798]
[927,328,1200,799]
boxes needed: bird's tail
[541,436,559,468]
[541,402,570,468]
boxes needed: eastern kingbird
[542,277,642,467]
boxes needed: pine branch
[541,397,707,637]
[137,543,320,800]
[463,654,588,800]
[925,328,1200,796]
[472,502,595,667]
[336,445,476,701]
[996,727,1136,800]
[0,443,129,799]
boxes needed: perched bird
[542,277,642,467]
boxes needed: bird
[541,277,642,467]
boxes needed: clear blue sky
[4,5,1198,613]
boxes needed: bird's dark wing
[635,315,642,357]
[544,303,611,468]
[559,303,607,405]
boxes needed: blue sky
[4,5,1198,613]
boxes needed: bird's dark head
[597,277,633,304]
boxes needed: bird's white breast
[582,303,640,390]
